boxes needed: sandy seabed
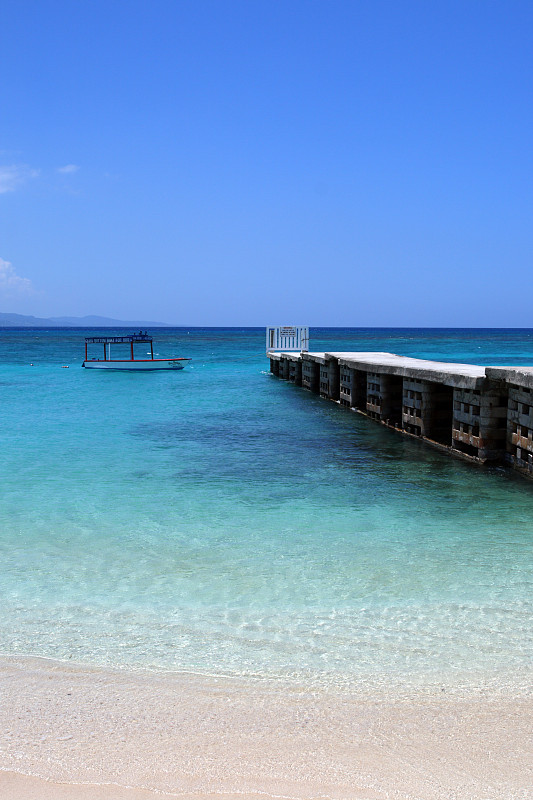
[0,656,531,800]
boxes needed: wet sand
[0,657,531,800]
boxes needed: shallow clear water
[0,328,532,691]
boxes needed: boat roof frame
[85,332,152,344]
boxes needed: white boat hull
[83,358,189,371]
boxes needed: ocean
[0,327,532,695]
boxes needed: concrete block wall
[402,378,422,436]
[288,359,302,385]
[479,388,508,461]
[302,357,319,392]
[402,379,429,436]
[272,354,303,385]
[451,389,482,457]
[402,380,454,445]
[278,357,290,380]
[365,373,402,425]
[366,372,382,419]
[507,385,533,476]
[339,366,353,407]
[319,365,329,397]
[320,359,340,401]
[379,374,403,427]
[452,387,507,462]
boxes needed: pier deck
[268,351,533,478]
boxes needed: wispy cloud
[0,164,39,194]
[0,258,34,294]
[57,164,79,174]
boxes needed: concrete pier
[269,351,533,479]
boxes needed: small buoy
[30,363,34,366]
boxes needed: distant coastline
[0,312,172,328]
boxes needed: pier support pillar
[302,357,320,393]
[366,372,381,419]
[339,366,353,407]
[288,358,302,386]
[279,357,290,380]
[339,366,368,411]
[319,357,340,401]
[507,383,533,476]
[367,373,401,426]
[402,380,453,445]
[452,385,507,462]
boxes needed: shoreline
[0,772,284,800]
[1,656,530,800]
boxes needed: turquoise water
[0,328,532,692]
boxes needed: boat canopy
[84,331,152,344]
[84,331,155,362]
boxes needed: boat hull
[82,358,189,370]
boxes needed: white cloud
[57,164,79,174]
[0,164,39,194]
[0,258,33,294]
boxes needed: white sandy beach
[0,656,531,800]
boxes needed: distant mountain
[0,313,172,328]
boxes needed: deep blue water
[0,328,531,692]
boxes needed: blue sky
[0,0,531,325]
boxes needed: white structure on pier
[266,326,309,353]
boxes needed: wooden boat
[82,331,190,370]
